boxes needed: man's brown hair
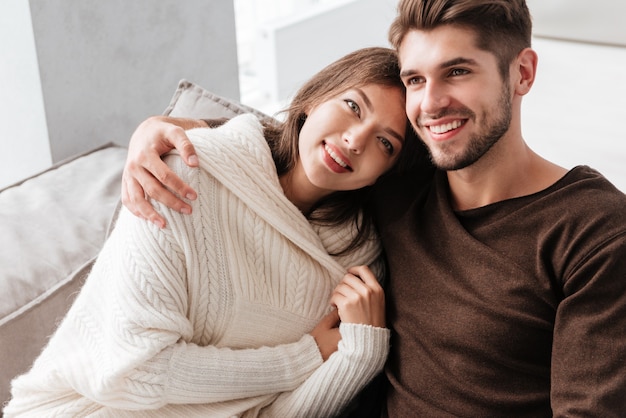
[388,0,532,78]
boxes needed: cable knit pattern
[5,114,390,418]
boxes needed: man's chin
[430,154,475,171]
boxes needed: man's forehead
[398,27,491,71]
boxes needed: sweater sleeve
[157,334,323,405]
[255,322,390,418]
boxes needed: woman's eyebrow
[355,87,373,111]
[354,87,404,143]
[385,127,405,143]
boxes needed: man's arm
[551,233,626,416]
[122,116,203,228]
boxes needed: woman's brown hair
[263,47,425,256]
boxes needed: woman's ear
[513,47,538,96]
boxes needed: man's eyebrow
[400,69,416,79]
[400,57,479,78]
[440,57,478,68]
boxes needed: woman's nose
[343,127,368,154]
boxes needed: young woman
[5,47,421,417]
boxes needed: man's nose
[420,81,451,115]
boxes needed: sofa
[0,80,268,411]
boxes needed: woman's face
[294,83,406,198]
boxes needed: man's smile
[427,119,466,134]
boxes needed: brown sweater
[374,166,626,417]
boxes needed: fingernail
[152,219,165,228]
[180,207,191,215]
[188,155,199,165]
[186,192,197,200]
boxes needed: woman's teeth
[325,144,349,168]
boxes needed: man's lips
[323,143,352,172]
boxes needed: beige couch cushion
[0,144,127,409]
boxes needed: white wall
[3,0,624,192]
[528,0,626,46]
[523,37,626,192]
[255,0,398,106]
[0,0,240,189]
[250,0,626,192]
[0,0,52,188]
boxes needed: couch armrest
[0,143,126,410]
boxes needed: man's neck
[447,141,567,211]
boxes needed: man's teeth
[429,120,463,134]
[325,144,348,168]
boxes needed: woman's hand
[330,265,386,328]
[309,265,386,361]
[309,309,341,361]
[122,116,202,227]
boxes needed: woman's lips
[323,142,352,172]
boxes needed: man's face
[398,25,513,171]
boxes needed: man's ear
[513,47,538,96]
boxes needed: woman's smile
[323,142,353,173]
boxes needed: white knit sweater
[5,114,389,418]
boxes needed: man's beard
[423,84,512,171]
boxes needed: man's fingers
[123,164,194,227]
[122,175,166,228]
[143,157,196,202]
[179,139,199,168]
[165,127,199,168]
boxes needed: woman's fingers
[331,266,385,328]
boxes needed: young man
[121,1,626,416]
[375,0,626,416]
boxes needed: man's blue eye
[451,68,468,76]
[405,76,424,86]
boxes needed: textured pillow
[164,79,270,120]
[104,80,274,241]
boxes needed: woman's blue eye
[345,99,360,116]
[380,137,394,155]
